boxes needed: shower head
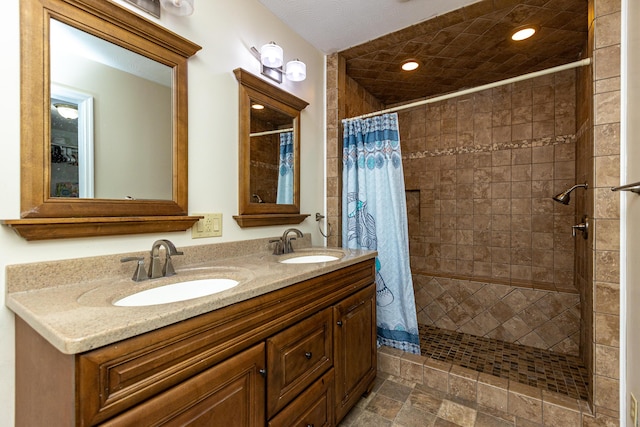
[552,183,588,205]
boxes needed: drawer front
[102,343,266,427]
[267,308,333,417]
[268,369,334,427]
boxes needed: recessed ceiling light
[251,103,265,110]
[401,59,420,71]
[511,26,537,41]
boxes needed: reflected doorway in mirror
[50,85,94,198]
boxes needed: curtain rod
[250,127,294,137]
[343,58,592,122]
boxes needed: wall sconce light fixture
[54,103,79,120]
[160,0,194,16]
[250,42,306,83]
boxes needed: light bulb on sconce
[285,59,306,82]
[260,42,284,68]
[159,0,194,16]
[250,42,306,84]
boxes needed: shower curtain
[276,131,294,204]
[342,112,420,354]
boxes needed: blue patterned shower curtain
[276,131,294,204]
[342,112,420,354]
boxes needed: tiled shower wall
[399,70,583,355]
[400,69,578,290]
[582,0,622,419]
[413,275,580,356]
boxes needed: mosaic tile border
[405,134,576,159]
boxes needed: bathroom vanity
[8,243,376,426]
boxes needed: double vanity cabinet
[11,249,377,427]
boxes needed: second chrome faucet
[270,228,303,255]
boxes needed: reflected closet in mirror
[233,69,309,228]
[3,0,202,240]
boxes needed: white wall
[623,0,639,423]
[0,0,326,424]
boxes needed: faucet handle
[121,256,148,282]
[163,251,182,277]
[269,238,284,255]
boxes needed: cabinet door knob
[259,369,267,377]
[336,320,343,326]
[305,351,312,359]
[306,424,314,427]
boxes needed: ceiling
[260,0,588,105]
[257,0,483,54]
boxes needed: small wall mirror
[233,69,309,227]
[3,0,202,240]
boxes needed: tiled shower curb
[377,346,599,426]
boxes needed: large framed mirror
[3,0,202,240]
[232,69,309,227]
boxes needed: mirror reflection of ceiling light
[54,103,79,120]
[401,59,420,71]
[511,26,537,41]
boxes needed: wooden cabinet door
[333,283,377,424]
[102,343,266,427]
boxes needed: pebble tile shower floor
[418,324,589,401]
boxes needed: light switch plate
[191,213,222,238]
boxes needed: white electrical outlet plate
[191,213,222,238]
[632,393,638,426]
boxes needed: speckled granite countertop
[6,238,376,355]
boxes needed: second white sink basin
[279,254,340,264]
[114,278,239,307]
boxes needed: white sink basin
[113,278,239,307]
[279,254,340,264]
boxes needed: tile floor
[418,324,589,401]
[338,372,534,427]
[338,372,610,427]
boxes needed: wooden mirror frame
[3,0,202,240]
[232,69,309,228]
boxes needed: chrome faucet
[280,228,304,255]
[148,239,183,279]
[270,228,303,255]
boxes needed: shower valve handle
[572,222,588,239]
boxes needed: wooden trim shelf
[232,213,310,228]
[2,216,202,240]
